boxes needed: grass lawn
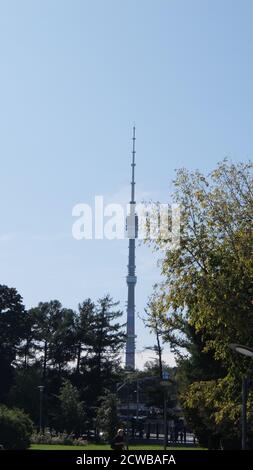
[30,444,204,450]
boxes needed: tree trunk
[155,319,163,379]
[76,342,81,374]
[43,340,48,380]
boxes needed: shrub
[30,431,87,446]
[0,405,33,449]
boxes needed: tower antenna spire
[131,125,136,204]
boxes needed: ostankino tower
[125,126,138,370]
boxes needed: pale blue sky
[1,0,253,367]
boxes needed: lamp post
[136,379,140,430]
[38,386,44,434]
[160,371,170,450]
[229,343,253,450]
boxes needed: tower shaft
[125,126,137,370]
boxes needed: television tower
[125,126,138,370]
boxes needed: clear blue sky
[1,0,253,368]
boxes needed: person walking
[111,429,126,451]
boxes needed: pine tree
[0,285,26,401]
[74,299,95,374]
[88,295,126,379]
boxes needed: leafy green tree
[8,367,42,425]
[144,290,167,379]
[57,379,85,435]
[0,405,33,449]
[96,391,119,442]
[145,161,253,448]
[141,363,178,416]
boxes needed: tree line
[0,289,126,432]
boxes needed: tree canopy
[145,160,253,448]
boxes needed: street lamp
[160,371,171,451]
[38,386,45,434]
[230,344,253,358]
[229,343,253,450]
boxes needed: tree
[49,308,76,373]
[0,289,126,434]
[57,379,85,435]
[8,366,42,425]
[96,391,119,442]
[0,285,26,401]
[145,160,253,448]
[144,290,167,379]
[0,405,33,449]
[17,309,36,368]
[86,295,125,383]
[74,299,95,374]
[92,295,125,365]
[80,295,125,423]
[29,301,75,379]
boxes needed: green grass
[30,444,204,451]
